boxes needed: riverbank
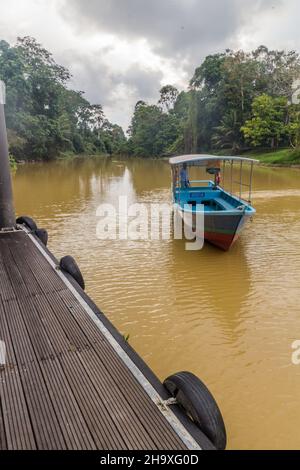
[11,148,300,169]
[243,148,300,166]
[11,151,111,168]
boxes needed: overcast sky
[0,0,299,129]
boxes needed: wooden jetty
[0,81,225,451]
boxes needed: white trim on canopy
[169,154,259,166]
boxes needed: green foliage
[186,48,300,153]
[242,95,288,148]
[123,334,130,343]
[212,110,242,151]
[9,154,17,171]
[127,102,180,157]
[245,148,300,165]
[158,85,179,112]
[2,37,300,161]
[126,43,300,157]
[286,104,300,148]
[0,37,126,160]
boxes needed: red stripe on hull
[204,231,239,251]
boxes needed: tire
[60,256,85,291]
[164,371,226,450]
[35,229,48,247]
[16,216,38,231]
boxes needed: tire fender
[16,216,38,231]
[35,229,48,247]
[60,255,85,291]
[164,371,226,450]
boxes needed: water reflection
[170,238,251,338]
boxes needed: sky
[0,0,299,130]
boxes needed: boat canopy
[169,154,259,167]
[170,154,259,204]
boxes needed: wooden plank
[21,293,155,448]
[0,301,36,449]
[32,285,184,449]
[0,231,189,450]
[11,240,174,448]
[0,239,98,449]
[60,351,128,449]
[3,299,66,449]
[17,289,158,448]
[0,395,7,450]
[0,244,15,301]
[39,358,97,450]
[26,239,186,449]
[58,290,186,449]
[5,235,43,298]
[1,235,131,449]
[14,232,64,293]
[75,349,154,450]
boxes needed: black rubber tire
[16,216,38,231]
[35,229,48,247]
[163,371,226,450]
[60,256,85,291]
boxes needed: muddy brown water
[12,157,300,449]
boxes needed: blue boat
[169,155,258,251]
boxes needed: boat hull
[178,208,251,251]
[204,212,248,251]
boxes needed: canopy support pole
[239,161,243,200]
[0,82,15,229]
[249,161,254,203]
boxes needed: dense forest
[0,37,300,161]
[127,47,300,159]
[0,37,126,160]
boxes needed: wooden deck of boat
[0,228,201,451]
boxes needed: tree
[190,53,226,92]
[158,85,179,112]
[0,37,124,159]
[212,110,242,152]
[286,104,300,148]
[241,94,287,148]
[185,46,300,153]
[127,101,180,157]
[252,46,300,101]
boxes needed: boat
[169,155,258,251]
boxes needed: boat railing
[174,181,214,193]
[189,180,214,187]
[219,159,255,204]
[171,157,257,205]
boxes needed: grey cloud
[112,65,163,100]
[57,0,284,128]
[61,0,283,60]
[59,49,163,127]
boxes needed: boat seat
[214,197,235,211]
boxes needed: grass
[9,154,17,171]
[57,150,110,160]
[243,148,300,166]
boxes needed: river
[12,157,300,450]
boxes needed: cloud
[1,0,299,130]
[60,47,164,129]
[61,0,283,61]
[57,0,287,129]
